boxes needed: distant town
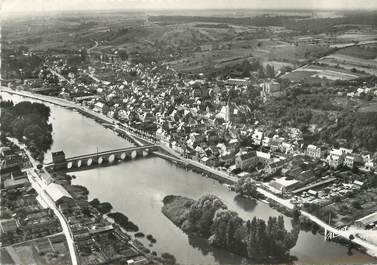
[1,8,377,265]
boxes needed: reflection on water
[187,235,246,265]
[233,195,258,212]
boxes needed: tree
[352,200,362,209]
[265,64,275,78]
[234,177,258,197]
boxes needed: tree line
[0,101,53,161]
[163,194,299,262]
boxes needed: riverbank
[3,87,377,260]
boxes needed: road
[88,41,98,52]
[48,68,74,84]
[8,138,79,265]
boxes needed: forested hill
[0,100,53,161]
[162,194,300,262]
[150,12,377,33]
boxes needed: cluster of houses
[0,144,62,246]
[306,144,375,171]
[43,57,377,200]
[346,85,377,98]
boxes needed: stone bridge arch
[108,154,115,163]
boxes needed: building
[216,104,232,122]
[0,219,18,233]
[52,151,66,164]
[3,176,30,189]
[256,151,271,165]
[268,177,300,194]
[0,154,23,173]
[226,78,250,86]
[344,155,355,168]
[93,102,105,113]
[219,153,234,166]
[253,130,264,145]
[260,80,284,102]
[235,151,258,170]
[306,144,322,159]
[45,183,73,206]
[327,148,351,168]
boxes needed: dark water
[3,92,375,265]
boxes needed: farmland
[281,64,364,83]
[317,44,377,76]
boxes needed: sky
[2,0,377,13]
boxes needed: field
[318,44,377,76]
[166,48,254,72]
[268,44,333,64]
[282,64,362,83]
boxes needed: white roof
[45,183,72,202]
[330,149,343,156]
[353,180,364,186]
[257,151,271,160]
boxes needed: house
[0,154,24,173]
[93,102,104,113]
[205,130,219,143]
[327,148,351,168]
[3,175,30,189]
[200,156,219,167]
[235,151,258,170]
[353,180,364,187]
[264,158,286,175]
[219,153,234,166]
[306,144,322,159]
[228,138,240,154]
[252,130,264,145]
[262,137,271,147]
[140,112,155,123]
[256,151,271,165]
[344,155,355,168]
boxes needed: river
[2,91,375,265]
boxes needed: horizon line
[3,7,377,15]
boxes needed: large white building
[306,144,322,159]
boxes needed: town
[1,5,377,265]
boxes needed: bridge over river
[45,145,159,171]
